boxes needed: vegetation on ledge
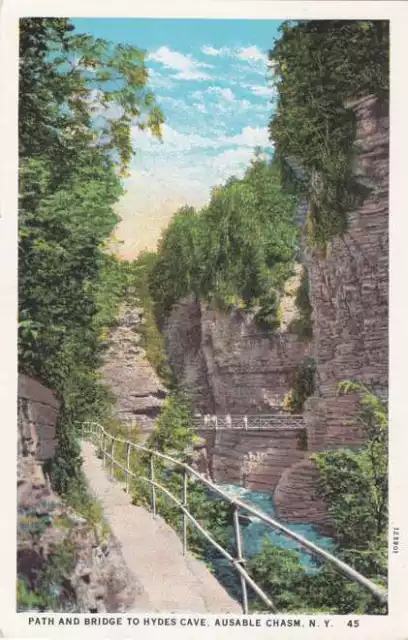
[283,356,316,414]
[269,20,389,247]
[288,266,313,340]
[148,155,298,328]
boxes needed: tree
[18,18,164,491]
[19,18,164,173]
[149,207,202,320]
[149,157,298,326]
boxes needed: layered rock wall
[18,374,59,469]
[166,296,310,414]
[212,428,306,492]
[274,95,389,523]
[101,303,167,439]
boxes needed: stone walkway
[81,441,241,614]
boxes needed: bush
[283,356,316,413]
[289,266,313,340]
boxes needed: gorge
[16,18,389,615]
[160,93,388,529]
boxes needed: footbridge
[190,413,305,431]
[80,421,387,615]
[189,413,307,491]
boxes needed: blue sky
[72,18,283,255]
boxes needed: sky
[72,18,283,256]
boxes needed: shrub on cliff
[269,20,389,246]
[288,266,313,340]
[283,356,316,413]
[311,381,388,593]
[149,390,193,454]
[313,381,388,551]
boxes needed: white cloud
[194,103,207,114]
[229,126,270,148]
[201,44,268,66]
[149,46,212,81]
[160,96,188,110]
[211,147,255,173]
[240,99,252,110]
[148,68,175,90]
[132,123,271,153]
[133,124,219,152]
[236,45,268,64]
[173,70,212,81]
[201,45,231,57]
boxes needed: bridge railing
[80,421,387,614]
[190,414,305,431]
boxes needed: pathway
[80,441,241,614]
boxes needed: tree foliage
[269,20,389,246]
[149,156,298,325]
[313,381,388,551]
[148,390,194,454]
[283,356,316,413]
[18,18,164,492]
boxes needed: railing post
[102,432,106,468]
[125,442,131,493]
[150,454,157,518]
[182,470,188,555]
[233,506,249,615]
[110,438,115,477]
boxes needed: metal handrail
[79,421,388,613]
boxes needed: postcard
[1,1,407,638]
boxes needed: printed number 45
[347,621,360,628]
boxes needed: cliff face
[306,95,388,449]
[101,303,167,439]
[273,95,389,523]
[166,285,310,415]
[18,374,59,496]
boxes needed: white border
[1,1,408,638]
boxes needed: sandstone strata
[101,303,166,439]
[274,95,389,523]
[166,295,310,414]
[211,428,306,491]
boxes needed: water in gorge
[218,483,337,570]
[205,483,337,607]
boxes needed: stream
[218,483,336,570]
[204,483,337,606]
